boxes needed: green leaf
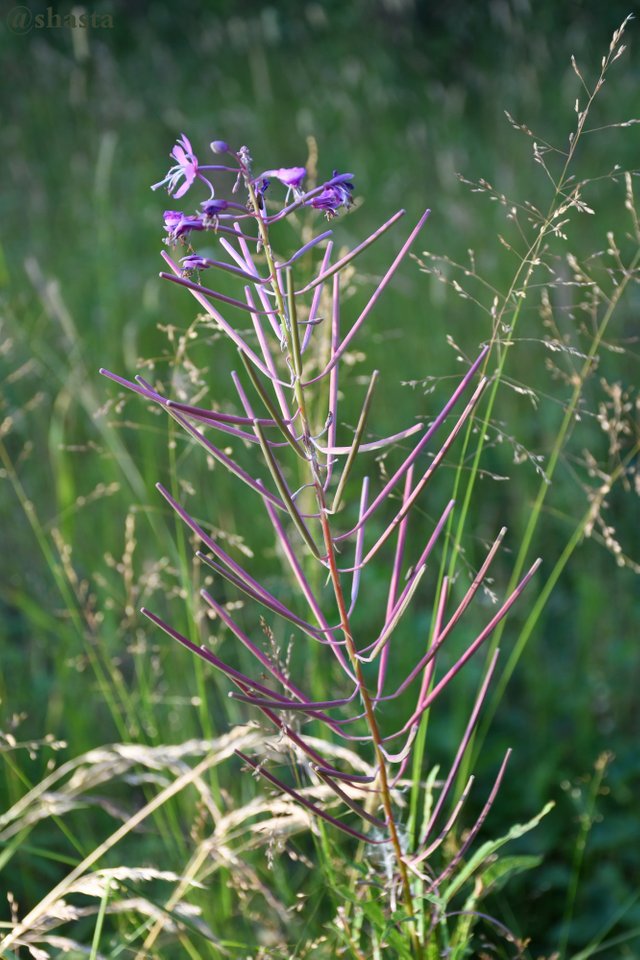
[239,350,307,461]
[477,852,543,894]
[254,420,322,559]
[330,369,379,513]
[441,800,554,904]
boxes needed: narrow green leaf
[331,369,380,514]
[441,800,554,904]
[254,420,322,560]
[239,351,307,461]
[365,563,427,661]
[89,874,111,960]
[459,852,543,927]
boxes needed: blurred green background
[1,0,639,956]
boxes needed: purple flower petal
[306,170,354,218]
[152,134,200,198]
[260,166,307,190]
[162,211,205,242]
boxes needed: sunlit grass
[1,6,639,957]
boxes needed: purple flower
[152,134,200,199]
[308,172,354,218]
[210,140,229,154]
[180,254,211,273]
[163,210,205,243]
[200,198,230,216]
[260,166,307,192]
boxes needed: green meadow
[1,2,639,956]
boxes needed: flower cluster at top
[152,134,355,248]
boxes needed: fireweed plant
[100,139,545,957]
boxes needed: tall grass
[1,5,638,957]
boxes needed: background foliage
[1,0,638,956]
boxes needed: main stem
[246,177,422,960]
[318,505,421,954]
[245,181,421,956]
